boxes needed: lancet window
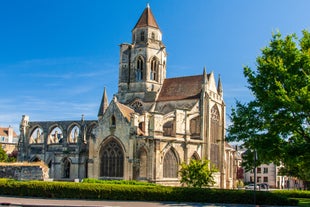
[69,125,80,143]
[163,149,178,178]
[136,57,144,81]
[150,57,159,81]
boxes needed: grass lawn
[296,198,310,207]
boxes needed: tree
[0,144,8,162]
[179,159,217,188]
[226,31,310,183]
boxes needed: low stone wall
[0,162,49,180]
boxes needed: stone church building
[18,5,237,188]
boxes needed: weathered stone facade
[18,5,238,188]
[0,162,49,180]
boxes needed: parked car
[245,183,260,190]
[259,183,269,191]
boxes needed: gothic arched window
[48,126,63,144]
[136,57,144,81]
[29,127,43,144]
[100,140,124,178]
[150,57,159,81]
[69,125,80,143]
[163,149,178,178]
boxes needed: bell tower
[117,4,167,103]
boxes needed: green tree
[0,144,8,162]
[179,159,217,188]
[226,31,310,183]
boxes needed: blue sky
[1,0,310,134]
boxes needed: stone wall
[0,162,49,180]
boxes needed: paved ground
[0,196,297,207]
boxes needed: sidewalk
[0,196,296,207]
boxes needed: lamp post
[253,149,257,205]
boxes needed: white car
[245,183,260,190]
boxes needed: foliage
[236,179,244,188]
[82,178,157,186]
[7,150,18,162]
[236,167,244,180]
[179,159,217,188]
[226,30,310,180]
[272,189,310,198]
[0,178,298,206]
[0,144,8,162]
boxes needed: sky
[1,0,310,134]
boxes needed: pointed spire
[217,74,223,95]
[203,66,208,84]
[133,4,159,30]
[98,87,109,117]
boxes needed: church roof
[157,75,204,101]
[0,127,18,137]
[115,102,134,122]
[133,4,159,30]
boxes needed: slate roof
[133,5,159,30]
[157,75,204,101]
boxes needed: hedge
[0,179,298,206]
[272,190,310,198]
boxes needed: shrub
[0,178,299,206]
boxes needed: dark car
[259,183,269,191]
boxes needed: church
[18,5,237,188]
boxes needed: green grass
[296,198,310,207]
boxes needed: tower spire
[203,66,208,84]
[133,4,159,30]
[217,74,223,95]
[98,87,109,118]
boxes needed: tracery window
[210,105,220,169]
[150,57,159,81]
[100,140,124,178]
[136,57,144,81]
[163,149,178,178]
[130,100,143,114]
